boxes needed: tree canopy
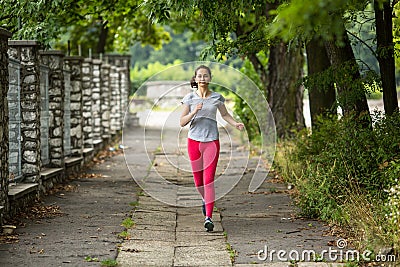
[0,0,171,54]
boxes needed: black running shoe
[204,217,214,232]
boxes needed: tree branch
[346,30,377,58]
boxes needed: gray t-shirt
[181,91,225,142]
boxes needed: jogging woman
[180,65,244,231]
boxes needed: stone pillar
[100,63,111,140]
[64,56,83,157]
[91,59,102,143]
[109,66,120,134]
[63,66,71,157]
[8,40,41,183]
[118,67,128,128]
[105,55,131,129]
[82,58,93,149]
[39,50,65,168]
[0,28,12,218]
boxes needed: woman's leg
[187,138,204,198]
[200,140,220,218]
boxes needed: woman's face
[195,68,211,87]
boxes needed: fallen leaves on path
[23,204,64,220]
[47,183,78,195]
[80,172,103,179]
[0,203,64,244]
[0,233,19,244]
[245,189,290,195]
[92,146,124,164]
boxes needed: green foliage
[394,3,400,81]
[53,0,171,55]
[274,111,400,254]
[303,60,381,109]
[1,0,172,52]
[0,0,75,46]
[234,57,266,141]
[281,111,400,222]
[146,0,274,59]
[383,160,400,245]
[269,0,369,42]
[130,28,207,68]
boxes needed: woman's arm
[180,103,202,127]
[218,104,244,130]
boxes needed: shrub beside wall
[274,111,400,256]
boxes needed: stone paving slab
[174,246,232,266]
[118,240,175,267]
[175,231,227,248]
[128,229,175,241]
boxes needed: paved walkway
[0,124,346,266]
[118,126,345,267]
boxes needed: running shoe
[204,217,214,232]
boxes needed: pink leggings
[187,138,220,218]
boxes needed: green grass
[84,256,99,262]
[121,217,135,229]
[129,201,139,207]
[100,259,118,267]
[118,230,130,239]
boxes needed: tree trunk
[374,0,399,115]
[247,53,268,90]
[97,19,108,55]
[266,41,305,138]
[324,22,370,120]
[306,36,336,128]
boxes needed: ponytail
[190,76,198,88]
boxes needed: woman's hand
[194,102,203,113]
[180,102,203,127]
[235,122,245,131]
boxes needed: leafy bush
[274,111,400,256]
[278,111,400,224]
[383,160,400,250]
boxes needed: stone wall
[64,56,83,157]
[82,58,93,149]
[63,69,71,157]
[8,41,41,183]
[109,66,120,134]
[91,59,102,143]
[100,63,111,140]
[40,51,65,168]
[106,55,131,128]
[8,58,21,181]
[0,29,12,219]
[1,43,131,219]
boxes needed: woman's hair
[190,65,212,88]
